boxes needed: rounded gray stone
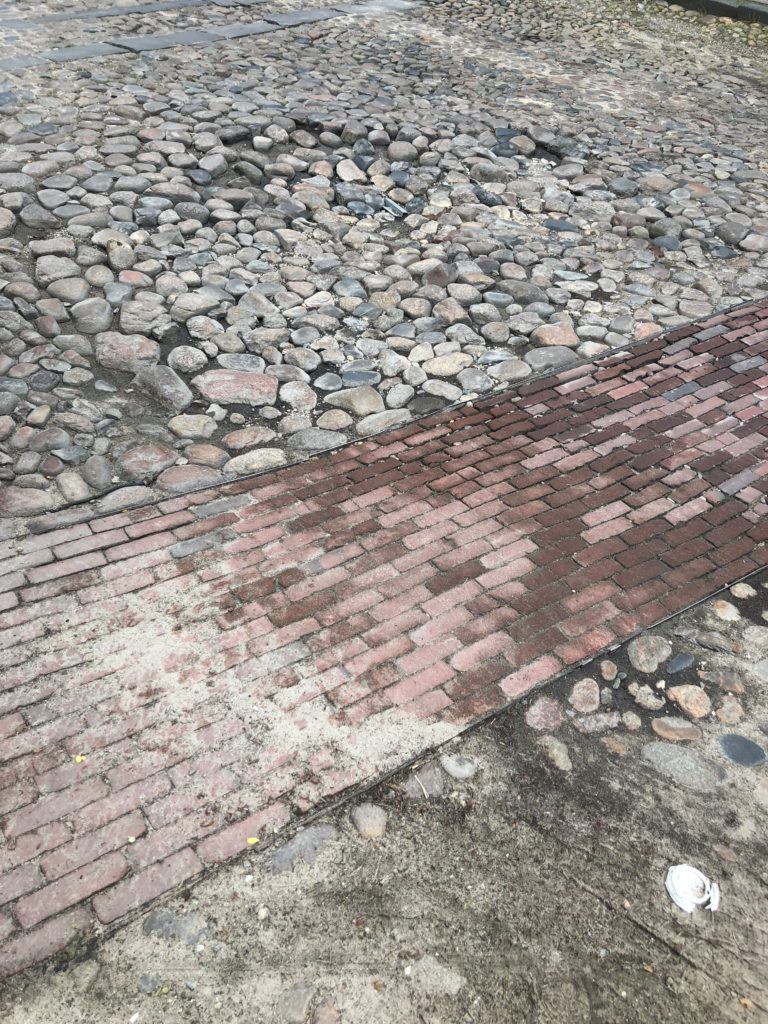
[628,635,673,673]
[70,298,113,334]
[287,428,346,452]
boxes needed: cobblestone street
[0,0,766,997]
[0,0,767,514]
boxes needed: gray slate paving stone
[40,44,122,62]
[265,9,341,25]
[207,21,277,38]
[0,56,50,70]
[109,30,215,52]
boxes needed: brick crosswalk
[1,300,767,975]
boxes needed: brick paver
[1,302,767,975]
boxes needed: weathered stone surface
[630,684,666,712]
[642,742,726,792]
[700,671,749,696]
[538,735,572,772]
[94,332,159,372]
[326,386,384,416]
[350,803,387,839]
[651,718,702,743]
[525,696,564,732]
[568,678,600,714]
[710,599,740,622]
[132,365,193,412]
[530,320,579,347]
[271,825,337,873]
[287,428,346,452]
[0,209,15,237]
[168,415,217,439]
[422,353,473,377]
[35,256,79,286]
[355,409,412,436]
[716,697,744,725]
[404,762,444,800]
[119,443,177,483]
[156,465,222,493]
[223,449,287,475]
[192,370,278,407]
[70,298,113,334]
[573,711,621,734]
[627,635,672,673]
[439,754,478,780]
[667,685,711,720]
[0,486,58,517]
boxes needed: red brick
[105,531,175,562]
[398,637,461,675]
[4,778,109,839]
[146,769,237,829]
[384,661,455,706]
[499,656,562,699]
[40,811,147,881]
[449,632,512,671]
[555,627,616,664]
[0,863,41,906]
[196,802,290,865]
[26,551,107,585]
[0,907,93,978]
[16,852,128,929]
[581,517,632,544]
[73,773,170,832]
[0,299,765,971]
[52,528,128,560]
[93,848,203,923]
[0,822,70,870]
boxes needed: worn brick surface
[0,303,767,976]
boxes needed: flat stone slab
[265,9,341,25]
[109,30,215,51]
[0,56,50,70]
[641,743,727,793]
[40,44,123,61]
[207,20,277,38]
[270,825,337,873]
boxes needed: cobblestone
[0,0,766,509]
